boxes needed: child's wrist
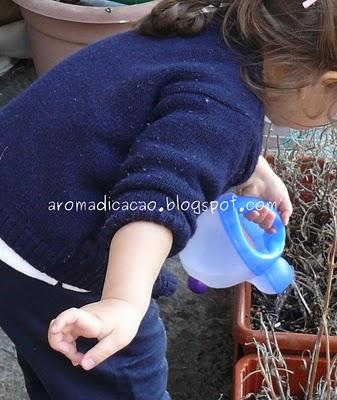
[255,156,277,179]
[237,156,276,191]
[101,285,152,315]
[98,297,150,321]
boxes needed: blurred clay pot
[12,0,158,75]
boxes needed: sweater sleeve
[102,89,263,256]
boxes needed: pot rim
[12,0,159,24]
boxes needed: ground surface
[0,60,234,400]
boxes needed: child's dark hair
[139,0,337,98]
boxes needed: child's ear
[320,71,337,88]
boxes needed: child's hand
[240,175,292,234]
[48,298,144,370]
[236,156,293,234]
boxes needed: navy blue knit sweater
[0,22,264,296]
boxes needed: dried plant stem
[247,314,295,399]
[260,318,287,400]
[324,314,331,400]
[305,210,337,400]
[256,346,279,400]
[293,282,311,315]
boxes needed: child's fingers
[48,321,66,353]
[49,308,79,333]
[281,210,291,226]
[67,345,85,366]
[50,308,102,337]
[246,208,269,225]
[53,337,85,365]
[48,325,71,355]
[48,308,104,362]
[48,326,84,363]
[258,211,275,231]
[279,200,293,226]
[246,208,268,224]
[80,333,120,371]
[246,208,276,233]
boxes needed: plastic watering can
[179,192,294,295]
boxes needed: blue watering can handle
[234,195,285,243]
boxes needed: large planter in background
[233,354,328,399]
[232,283,337,356]
[12,0,158,76]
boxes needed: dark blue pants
[0,260,170,400]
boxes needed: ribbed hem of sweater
[0,203,178,297]
[0,205,65,273]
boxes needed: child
[1,0,334,398]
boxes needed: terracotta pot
[232,283,337,356]
[233,354,328,399]
[12,0,158,75]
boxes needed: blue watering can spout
[248,257,295,295]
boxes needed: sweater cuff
[101,190,193,257]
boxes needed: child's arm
[235,155,293,233]
[47,156,293,372]
[48,221,172,370]
[48,85,265,371]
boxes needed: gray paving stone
[0,331,29,400]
